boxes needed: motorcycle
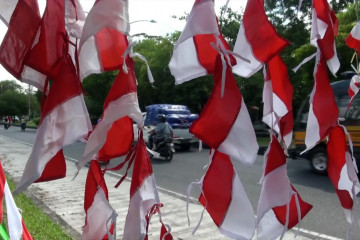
[3,122,9,130]
[148,133,175,161]
[21,123,26,131]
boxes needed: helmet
[157,114,166,122]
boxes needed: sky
[0,0,245,84]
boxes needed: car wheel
[310,148,328,175]
[165,150,173,161]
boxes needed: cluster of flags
[0,0,360,239]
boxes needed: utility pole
[28,84,31,121]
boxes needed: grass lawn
[4,176,74,240]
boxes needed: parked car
[291,76,360,174]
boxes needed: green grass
[4,176,74,240]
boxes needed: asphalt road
[0,125,356,239]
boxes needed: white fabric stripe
[174,0,219,48]
[304,104,321,153]
[0,0,17,26]
[4,181,24,240]
[338,165,359,200]
[232,22,263,78]
[310,9,328,47]
[219,171,255,240]
[326,43,340,75]
[218,97,258,166]
[78,92,143,170]
[123,174,159,240]
[21,66,47,92]
[283,132,293,150]
[15,95,91,194]
[79,36,102,81]
[257,209,284,240]
[350,22,360,40]
[81,188,116,240]
[273,93,289,118]
[169,38,207,85]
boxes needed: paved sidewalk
[0,136,334,240]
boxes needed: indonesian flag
[190,55,258,165]
[346,21,360,55]
[0,160,32,240]
[327,126,360,235]
[0,0,41,79]
[123,134,162,240]
[168,0,233,84]
[263,55,294,148]
[257,135,313,240]
[82,160,117,240]
[232,0,289,78]
[78,0,129,80]
[77,56,143,170]
[311,0,339,75]
[303,53,338,152]
[348,74,360,107]
[199,150,256,239]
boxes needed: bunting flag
[327,126,360,235]
[257,135,313,240]
[190,55,258,165]
[232,0,289,78]
[82,160,117,240]
[78,0,130,80]
[348,74,360,107]
[345,21,360,55]
[311,0,339,75]
[168,0,233,84]
[198,150,256,239]
[0,160,32,240]
[263,55,294,148]
[0,0,41,79]
[14,0,92,194]
[77,56,143,170]
[303,54,338,153]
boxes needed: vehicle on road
[291,75,360,174]
[147,136,175,161]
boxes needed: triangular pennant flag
[348,74,360,107]
[345,21,360,55]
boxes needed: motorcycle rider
[149,114,173,151]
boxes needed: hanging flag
[78,0,130,80]
[14,0,92,194]
[263,55,294,148]
[199,151,256,239]
[345,21,360,55]
[327,126,360,236]
[232,0,289,78]
[77,56,143,170]
[348,74,360,107]
[311,0,339,75]
[82,160,117,240]
[0,0,41,79]
[257,135,312,240]
[169,0,233,84]
[0,160,32,240]
[303,53,338,152]
[190,55,258,165]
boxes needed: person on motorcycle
[149,114,173,151]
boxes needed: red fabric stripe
[129,139,153,197]
[21,220,33,240]
[345,34,360,55]
[327,126,353,210]
[190,56,241,148]
[313,56,338,139]
[0,0,41,79]
[273,185,313,229]
[279,111,294,138]
[242,0,288,63]
[95,28,128,71]
[264,136,286,176]
[199,151,233,227]
[35,150,66,183]
[0,161,5,223]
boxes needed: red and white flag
[14,0,92,194]
[257,135,312,240]
[0,160,32,240]
[345,21,360,55]
[82,160,117,240]
[190,55,258,165]
[169,0,233,84]
[198,150,255,239]
[327,126,360,236]
[77,56,143,170]
[263,55,294,148]
[303,53,338,152]
[348,74,360,107]
[78,0,129,80]
[311,0,339,75]
[232,0,289,78]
